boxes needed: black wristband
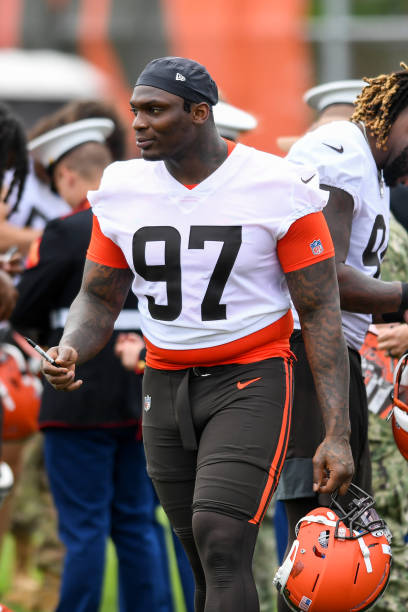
[382,282,408,323]
[139,347,147,363]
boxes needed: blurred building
[0,48,109,130]
[307,0,408,84]
[0,0,406,154]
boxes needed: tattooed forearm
[286,257,350,438]
[60,260,134,364]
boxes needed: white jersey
[287,121,390,351]
[88,143,329,352]
[7,162,70,230]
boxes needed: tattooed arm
[322,185,402,314]
[41,260,134,391]
[286,256,354,495]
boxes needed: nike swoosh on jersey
[322,143,344,153]
[237,377,262,390]
[301,174,316,184]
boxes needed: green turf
[0,529,278,611]
[0,512,187,612]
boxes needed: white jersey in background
[7,161,70,230]
[287,120,390,351]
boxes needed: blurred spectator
[0,101,32,500]
[213,99,257,142]
[0,99,41,612]
[0,102,28,210]
[28,99,129,162]
[2,98,130,257]
[0,101,42,256]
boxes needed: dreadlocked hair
[0,102,28,209]
[351,62,408,150]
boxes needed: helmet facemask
[329,483,391,543]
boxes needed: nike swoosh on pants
[237,377,262,390]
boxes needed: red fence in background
[0,0,313,156]
[161,0,313,154]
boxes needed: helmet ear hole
[354,562,360,584]
[313,545,326,559]
[311,573,320,592]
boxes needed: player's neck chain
[359,121,385,198]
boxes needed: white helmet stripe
[295,514,337,535]
[273,540,299,590]
[357,534,373,573]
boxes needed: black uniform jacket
[11,206,142,428]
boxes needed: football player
[40,56,354,612]
[277,64,408,611]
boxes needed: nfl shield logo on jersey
[144,395,151,412]
[310,239,324,256]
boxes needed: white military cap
[28,117,114,168]
[213,100,258,140]
[304,80,367,112]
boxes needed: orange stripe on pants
[249,357,293,525]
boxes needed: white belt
[50,308,141,331]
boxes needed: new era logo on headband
[176,72,186,81]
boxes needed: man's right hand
[41,345,83,391]
[312,435,354,496]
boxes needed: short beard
[383,145,408,187]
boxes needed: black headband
[135,57,218,106]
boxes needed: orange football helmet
[273,484,392,612]
[391,353,408,460]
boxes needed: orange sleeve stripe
[86,215,129,269]
[277,211,334,273]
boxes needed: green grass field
[0,510,278,611]
[0,507,187,612]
